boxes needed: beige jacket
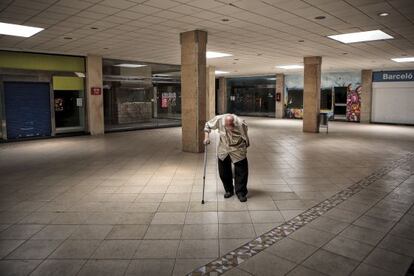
[204,114,249,163]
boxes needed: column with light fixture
[303,56,322,133]
[180,30,207,153]
[360,70,373,124]
[217,77,227,115]
[275,74,285,119]
[86,55,104,135]
[206,66,216,119]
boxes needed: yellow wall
[52,76,84,90]
[0,51,85,72]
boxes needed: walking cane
[201,143,207,204]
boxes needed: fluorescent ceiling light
[276,65,304,70]
[391,57,414,63]
[74,72,85,78]
[0,22,43,37]
[114,64,147,68]
[215,70,229,74]
[207,51,232,59]
[328,30,393,44]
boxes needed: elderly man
[204,114,249,202]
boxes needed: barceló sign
[91,87,101,95]
[373,70,414,82]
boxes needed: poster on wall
[161,92,176,108]
[54,98,64,112]
[346,84,361,122]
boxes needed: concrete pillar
[180,30,207,153]
[206,66,215,119]
[360,69,373,124]
[303,56,322,133]
[275,73,285,119]
[217,77,227,114]
[86,55,104,135]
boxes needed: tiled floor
[0,118,413,276]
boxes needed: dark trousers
[218,156,248,196]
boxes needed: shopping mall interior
[0,0,413,275]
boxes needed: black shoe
[237,194,247,202]
[224,192,234,199]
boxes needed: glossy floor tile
[0,118,413,276]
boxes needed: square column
[360,69,373,124]
[86,55,104,135]
[217,77,227,114]
[303,56,322,133]
[275,73,285,119]
[180,30,207,153]
[206,66,216,119]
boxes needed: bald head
[224,115,235,131]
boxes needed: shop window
[320,88,333,110]
[285,89,303,119]
[54,90,82,128]
[227,76,275,117]
[102,59,181,131]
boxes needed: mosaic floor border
[187,152,414,276]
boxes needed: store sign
[373,70,414,82]
[91,87,101,95]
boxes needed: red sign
[91,87,101,95]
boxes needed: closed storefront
[372,70,414,125]
[0,51,86,141]
[227,76,276,117]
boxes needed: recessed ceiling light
[391,57,414,63]
[114,64,147,68]
[378,12,389,17]
[207,51,232,59]
[276,65,304,69]
[315,16,326,20]
[328,30,393,43]
[215,70,229,74]
[0,22,43,37]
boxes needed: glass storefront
[52,76,85,133]
[227,76,276,117]
[103,59,181,132]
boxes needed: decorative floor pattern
[188,152,414,276]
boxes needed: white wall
[372,82,414,124]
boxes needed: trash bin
[319,112,329,133]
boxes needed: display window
[102,59,181,132]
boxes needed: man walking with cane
[204,114,250,202]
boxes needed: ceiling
[0,0,413,76]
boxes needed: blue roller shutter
[4,82,51,139]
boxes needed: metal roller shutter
[4,82,51,139]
